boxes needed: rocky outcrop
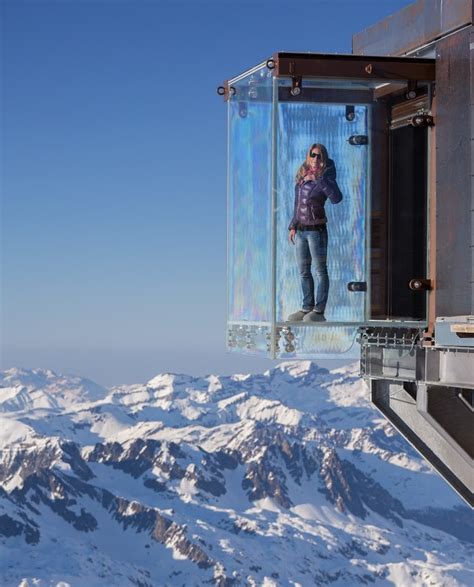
[0,363,472,587]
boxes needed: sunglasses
[310,152,322,159]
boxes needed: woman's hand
[289,229,296,244]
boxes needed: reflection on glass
[226,70,376,358]
[227,324,271,356]
[228,66,273,323]
[276,102,368,325]
[277,325,360,359]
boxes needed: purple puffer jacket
[288,159,343,230]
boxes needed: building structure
[219,0,473,505]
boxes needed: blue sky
[2,0,413,385]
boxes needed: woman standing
[287,144,343,322]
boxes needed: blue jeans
[295,228,329,313]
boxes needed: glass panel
[276,325,360,359]
[275,87,368,326]
[363,346,418,379]
[227,65,273,324]
[225,58,431,358]
[227,324,271,356]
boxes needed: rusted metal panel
[427,100,437,337]
[353,0,472,57]
[471,27,474,313]
[471,171,474,313]
[442,0,473,34]
[435,27,472,316]
[274,52,435,81]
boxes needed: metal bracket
[228,324,258,350]
[275,326,296,353]
[406,80,418,99]
[290,76,302,96]
[409,278,432,291]
[348,281,367,292]
[217,81,236,102]
[348,135,368,145]
[358,326,424,350]
[345,105,355,121]
[411,113,434,128]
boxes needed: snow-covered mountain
[0,362,472,587]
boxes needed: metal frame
[270,76,278,359]
[274,52,436,82]
[224,57,435,359]
[220,52,436,102]
[371,379,473,507]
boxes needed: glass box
[224,53,435,359]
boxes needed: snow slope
[0,362,472,586]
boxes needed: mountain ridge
[0,362,472,587]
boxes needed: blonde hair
[295,143,329,182]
